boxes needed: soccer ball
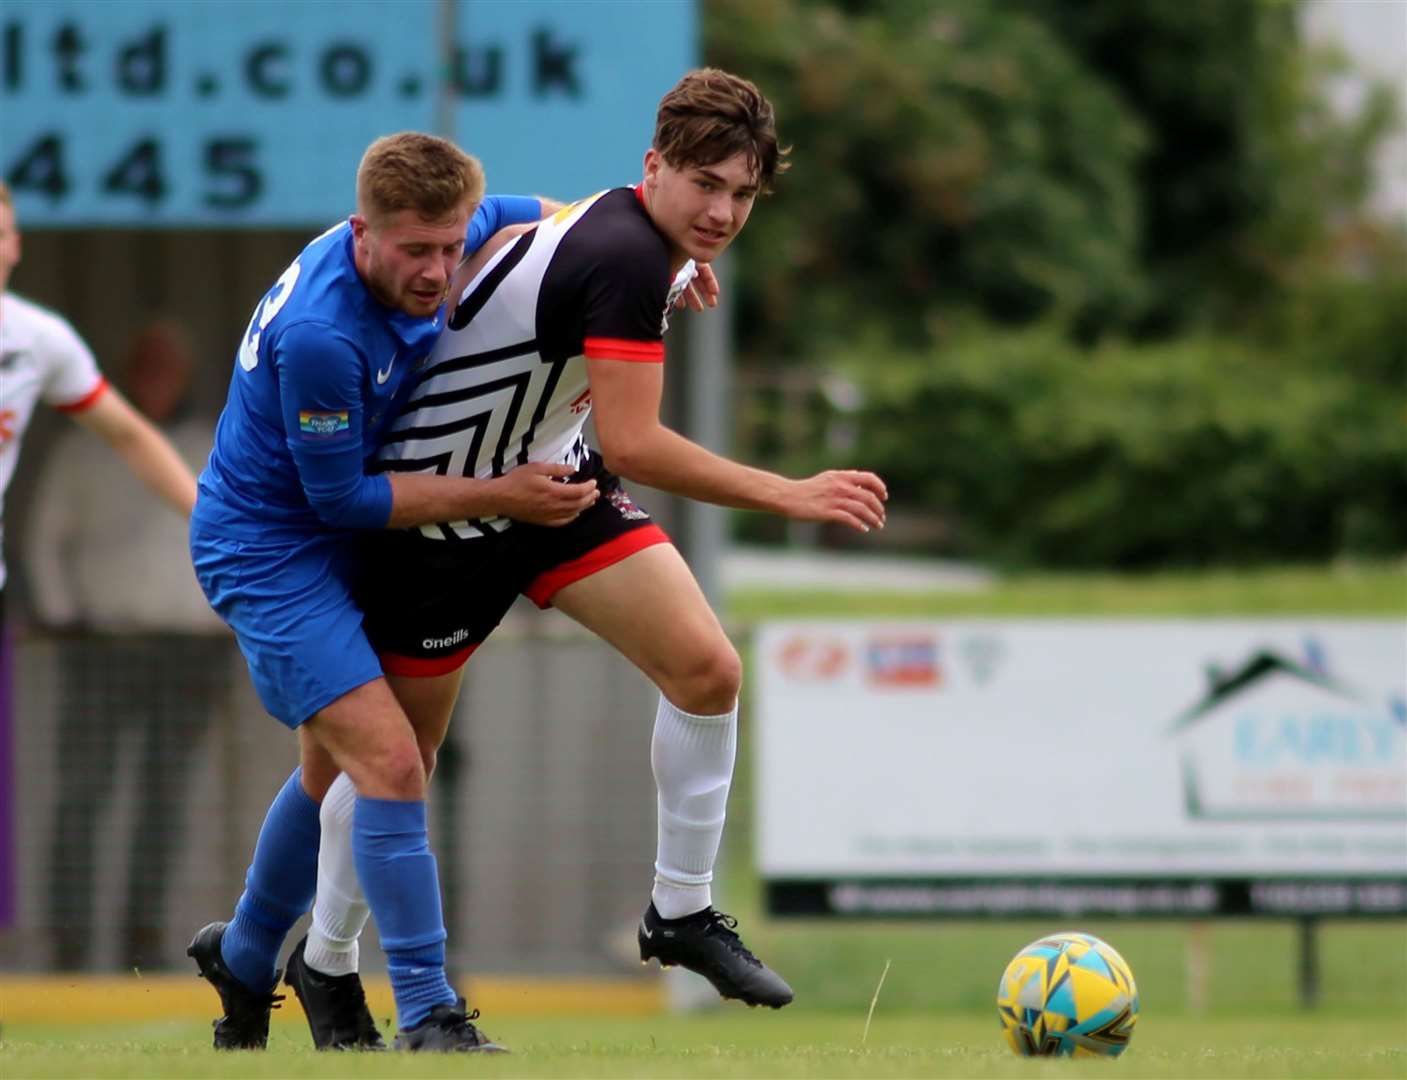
[996,930,1139,1058]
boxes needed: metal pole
[682,249,733,608]
[1186,920,1210,1013]
[436,0,458,141]
[1297,916,1320,1009]
[434,0,465,976]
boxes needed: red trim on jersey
[53,377,109,414]
[525,524,671,608]
[584,337,664,363]
[634,183,647,211]
[380,641,481,678]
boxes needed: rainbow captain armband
[298,410,351,438]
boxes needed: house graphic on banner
[1168,644,1407,822]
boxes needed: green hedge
[837,329,1406,568]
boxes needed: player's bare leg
[551,543,793,1008]
[297,726,342,802]
[305,680,497,1051]
[387,669,465,780]
[291,668,470,1050]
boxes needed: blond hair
[0,181,12,209]
[653,68,789,192]
[356,133,485,223]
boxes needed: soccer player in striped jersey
[185,135,601,1054]
[296,69,887,1036]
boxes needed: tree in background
[1016,0,1400,337]
[707,0,1146,358]
[709,0,1405,567]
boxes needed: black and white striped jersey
[374,186,691,540]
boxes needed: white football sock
[650,694,738,920]
[304,772,368,977]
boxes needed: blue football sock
[353,796,456,1030]
[221,768,320,993]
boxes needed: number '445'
[5,133,262,209]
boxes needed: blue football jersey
[194,197,540,539]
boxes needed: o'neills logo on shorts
[422,628,472,650]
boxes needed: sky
[1305,0,1407,217]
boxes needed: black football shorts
[355,455,668,675]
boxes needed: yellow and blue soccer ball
[996,931,1139,1057]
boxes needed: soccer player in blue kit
[186,134,599,1052]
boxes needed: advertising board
[2,0,694,225]
[755,620,1407,917]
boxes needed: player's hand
[783,470,888,533]
[492,462,599,527]
[677,262,720,312]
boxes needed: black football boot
[187,921,285,1049]
[282,934,386,1050]
[638,903,794,1008]
[392,999,507,1053]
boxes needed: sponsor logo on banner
[865,634,940,688]
[959,634,1006,685]
[775,635,850,682]
[1169,638,1407,822]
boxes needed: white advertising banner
[755,620,1407,917]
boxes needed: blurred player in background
[26,322,229,972]
[185,135,600,1053]
[0,181,197,634]
[294,68,888,1049]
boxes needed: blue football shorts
[190,524,383,728]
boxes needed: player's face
[642,149,758,267]
[352,207,470,318]
[0,202,21,293]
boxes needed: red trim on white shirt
[54,377,109,414]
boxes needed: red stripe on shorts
[583,337,663,362]
[524,524,670,608]
[379,641,480,678]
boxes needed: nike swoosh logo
[376,351,396,385]
[640,924,654,939]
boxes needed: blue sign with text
[1,0,695,226]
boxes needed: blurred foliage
[706,0,1147,354]
[706,0,1405,567]
[1014,0,1399,335]
[838,322,1406,568]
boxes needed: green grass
[732,919,1407,1016]
[3,1012,1405,1079]
[7,562,1402,1077]
[726,560,1406,620]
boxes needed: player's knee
[668,642,742,715]
[361,742,426,800]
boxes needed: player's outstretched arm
[72,387,198,516]
[588,357,886,533]
[384,463,597,529]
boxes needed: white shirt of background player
[0,189,198,591]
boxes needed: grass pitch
[727,559,1406,620]
[4,1010,1405,1079]
[6,563,1401,1077]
